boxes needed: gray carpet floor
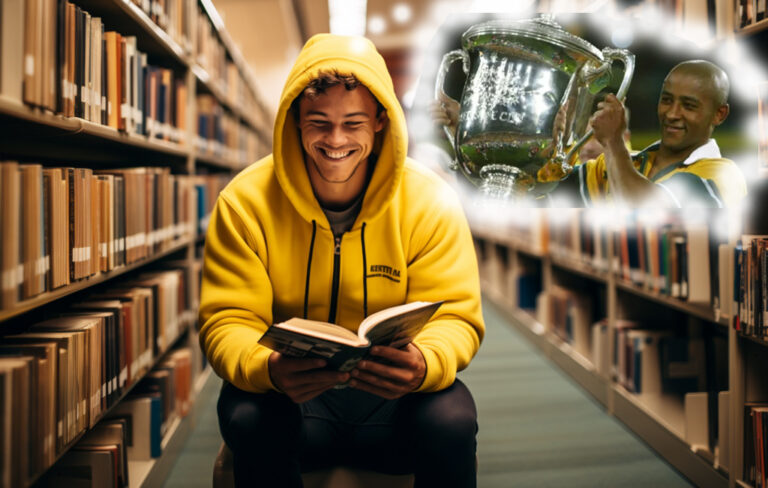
[163,298,693,487]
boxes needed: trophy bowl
[435,15,635,199]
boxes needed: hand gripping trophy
[435,15,635,200]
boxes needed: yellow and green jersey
[576,139,747,207]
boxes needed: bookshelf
[472,209,731,488]
[0,0,271,486]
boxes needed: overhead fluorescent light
[368,15,387,35]
[329,0,367,36]
[392,3,412,24]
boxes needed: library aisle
[163,297,692,488]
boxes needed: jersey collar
[644,138,722,166]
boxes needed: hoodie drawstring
[361,222,368,318]
[303,220,317,319]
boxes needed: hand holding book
[267,354,350,403]
[260,301,443,402]
[348,343,427,399]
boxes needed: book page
[272,318,366,348]
[360,301,443,349]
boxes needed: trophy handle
[563,48,636,169]
[434,49,469,169]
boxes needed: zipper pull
[334,236,341,255]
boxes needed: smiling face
[298,83,387,209]
[657,70,728,159]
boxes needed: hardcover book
[259,301,443,372]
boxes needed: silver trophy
[435,15,635,199]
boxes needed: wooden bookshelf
[736,17,768,36]
[475,219,732,487]
[489,266,728,487]
[74,0,188,65]
[128,365,217,488]
[26,315,198,488]
[549,254,609,283]
[0,0,272,486]
[614,280,728,328]
[0,238,193,323]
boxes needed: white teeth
[324,149,350,159]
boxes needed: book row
[128,0,196,56]
[472,208,738,311]
[730,235,768,339]
[8,0,188,140]
[0,0,263,156]
[535,282,729,468]
[738,0,768,28]
[476,213,768,345]
[191,2,264,124]
[0,162,227,310]
[0,261,201,488]
[195,93,261,166]
[745,402,768,488]
[39,345,198,488]
[549,210,722,305]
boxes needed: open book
[258,301,443,372]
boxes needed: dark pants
[217,379,478,488]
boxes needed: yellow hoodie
[199,34,484,394]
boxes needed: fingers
[355,359,412,384]
[347,344,426,399]
[268,352,350,403]
[286,359,326,372]
[349,364,414,399]
[429,101,456,127]
[368,345,413,363]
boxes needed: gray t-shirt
[322,192,365,237]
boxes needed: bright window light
[328,0,367,36]
[368,15,387,35]
[392,3,412,24]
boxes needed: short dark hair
[667,60,730,107]
[291,70,385,119]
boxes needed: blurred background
[214,0,767,172]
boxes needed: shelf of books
[0,0,270,486]
[125,364,218,488]
[472,207,733,488]
[731,1,768,484]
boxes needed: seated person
[576,60,747,207]
[199,33,484,488]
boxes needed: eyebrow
[305,110,371,118]
[660,90,701,104]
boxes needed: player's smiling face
[657,71,725,156]
[298,84,386,189]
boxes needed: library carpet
[163,298,693,487]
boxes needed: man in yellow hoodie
[199,34,485,487]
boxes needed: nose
[326,124,346,147]
[664,101,682,120]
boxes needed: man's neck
[310,157,374,211]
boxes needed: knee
[410,382,478,449]
[217,386,302,453]
[422,402,477,446]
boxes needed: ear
[375,110,388,133]
[712,103,729,127]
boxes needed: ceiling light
[392,4,412,24]
[368,15,387,35]
[328,0,367,36]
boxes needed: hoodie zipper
[328,235,342,323]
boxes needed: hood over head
[273,34,408,227]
